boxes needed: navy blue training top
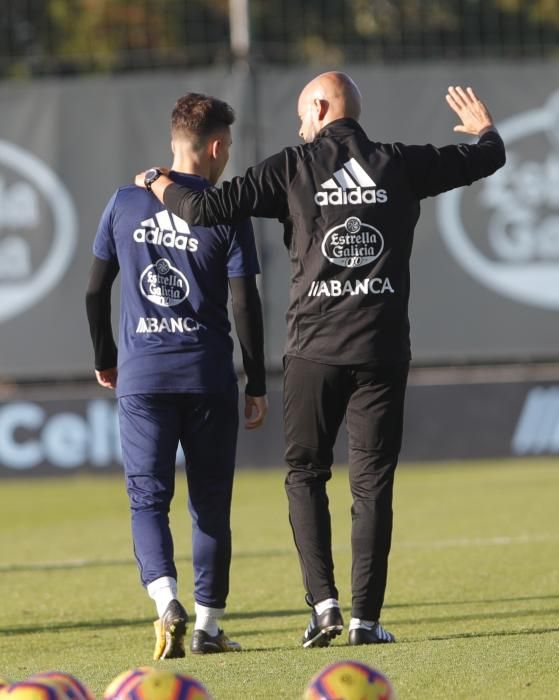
[93,172,260,398]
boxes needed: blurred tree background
[1,0,558,78]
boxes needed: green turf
[0,460,558,698]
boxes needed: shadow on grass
[0,609,306,637]
[386,593,559,608]
[331,625,559,647]
[0,617,153,636]
[426,626,559,641]
[3,600,558,638]
[391,607,559,626]
[3,615,558,652]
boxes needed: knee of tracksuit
[126,477,174,513]
[284,467,333,496]
[349,456,398,498]
[285,443,333,475]
[128,492,173,514]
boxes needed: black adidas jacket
[164,118,506,365]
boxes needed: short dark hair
[171,93,235,143]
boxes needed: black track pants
[283,355,409,620]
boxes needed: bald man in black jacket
[136,73,506,648]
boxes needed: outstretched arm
[135,150,293,226]
[399,85,506,199]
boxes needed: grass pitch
[0,459,558,698]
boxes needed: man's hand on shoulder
[95,368,117,390]
[244,394,268,430]
[134,167,172,204]
[445,86,495,137]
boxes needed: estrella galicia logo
[321,216,384,268]
[438,89,559,308]
[0,141,78,323]
[139,258,189,307]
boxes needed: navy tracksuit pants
[118,387,238,609]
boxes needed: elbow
[492,143,506,172]
[85,288,109,319]
[231,298,250,319]
[485,148,506,177]
[85,288,99,310]
[498,147,507,170]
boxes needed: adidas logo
[314,158,387,206]
[133,210,199,252]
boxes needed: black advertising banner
[1,377,558,476]
[1,62,559,378]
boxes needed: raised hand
[445,86,494,136]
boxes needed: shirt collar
[317,117,366,140]
[169,171,212,190]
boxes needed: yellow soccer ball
[304,660,396,700]
[119,670,212,700]
[29,672,94,700]
[103,667,155,700]
[0,679,71,699]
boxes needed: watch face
[145,168,159,184]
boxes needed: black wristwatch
[144,167,162,192]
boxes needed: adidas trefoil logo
[133,210,199,252]
[314,158,388,206]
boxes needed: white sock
[147,576,178,618]
[314,598,340,615]
[194,602,224,637]
[349,617,375,631]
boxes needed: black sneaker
[190,628,242,654]
[152,599,188,660]
[302,606,344,648]
[348,621,395,645]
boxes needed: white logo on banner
[0,141,78,322]
[437,90,559,308]
[0,400,121,470]
[0,399,186,471]
[512,386,559,455]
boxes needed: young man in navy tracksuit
[86,93,268,658]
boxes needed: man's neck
[171,157,211,181]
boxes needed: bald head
[297,71,362,142]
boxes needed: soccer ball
[29,672,94,700]
[103,668,155,700]
[119,670,212,700]
[0,680,71,699]
[304,660,396,700]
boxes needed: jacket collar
[317,117,366,140]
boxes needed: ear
[209,137,222,160]
[315,97,329,121]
